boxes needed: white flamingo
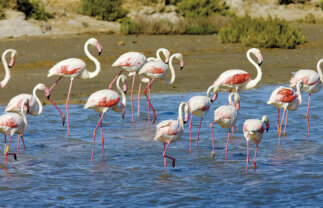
[45,38,102,135]
[187,84,220,151]
[1,49,17,88]
[243,115,269,172]
[154,101,189,173]
[85,75,127,162]
[289,59,323,135]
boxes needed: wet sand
[0,23,322,105]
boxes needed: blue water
[1,85,323,207]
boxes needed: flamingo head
[122,108,125,119]
[180,58,185,70]
[161,48,170,64]
[262,115,269,132]
[8,50,17,68]
[211,85,220,102]
[89,38,102,56]
[250,48,263,66]
[22,99,30,114]
[233,93,240,111]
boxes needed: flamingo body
[0,113,26,136]
[84,89,121,113]
[154,119,183,144]
[188,96,210,117]
[6,94,35,114]
[112,52,147,72]
[48,58,86,78]
[213,105,238,129]
[290,69,322,93]
[139,60,168,79]
[267,87,299,111]
[214,70,250,90]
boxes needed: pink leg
[246,139,249,172]
[210,121,217,156]
[130,73,136,124]
[189,113,193,152]
[225,128,230,160]
[137,82,141,117]
[253,142,258,169]
[4,135,6,150]
[91,112,106,162]
[283,110,288,137]
[48,77,62,93]
[20,134,26,150]
[277,108,280,135]
[143,78,157,124]
[17,135,20,152]
[163,141,175,173]
[99,114,104,157]
[196,117,203,149]
[5,135,16,165]
[306,92,311,136]
[109,70,123,90]
[66,78,74,136]
[148,85,151,123]
[278,108,287,146]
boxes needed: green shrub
[319,0,323,10]
[0,4,5,20]
[178,0,232,18]
[79,0,128,21]
[277,0,308,4]
[219,15,306,49]
[16,0,53,20]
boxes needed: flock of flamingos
[0,37,322,173]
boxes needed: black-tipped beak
[258,61,263,66]
[8,65,12,68]
[266,128,269,132]
[98,51,102,56]
[184,120,187,124]
[165,61,169,64]
[180,66,184,70]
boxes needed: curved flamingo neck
[228,93,234,105]
[21,99,28,128]
[317,59,323,81]
[206,85,216,99]
[244,50,262,90]
[178,102,186,128]
[156,48,163,60]
[32,84,44,116]
[82,40,101,79]
[0,49,12,88]
[163,54,177,85]
[116,76,126,106]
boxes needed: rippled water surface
[1,85,323,207]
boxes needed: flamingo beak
[257,54,263,66]
[266,123,270,132]
[184,113,189,123]
[26,104,30,114]
[211,93,218,102]
[96,42,102,56]
[122,109,125,119]
[236,102,240,111]
[180,59,184,70]
[165,56,169,64]
[123,83,128,94]
[8,59,15,68]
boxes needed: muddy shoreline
[0,23,322,105]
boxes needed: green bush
[79,0,128,21]
[219,15,306,49]
[178,0,232,18]
[16,0,53,20]
[277,0,308,4]
[319,0,323,10]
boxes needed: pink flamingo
[5,83,47,150]
[154,101,189,173]
[46,38,102,135]
[210,92,240,159]
[213,48,263,92]
[0,99,29,165]
[289,59,323,135]
[243,115,269,172]
[187,85,220,151]
[139,53,185,123]
[84,75,127,162]
[1,49,17,88]
[267,80,303,146]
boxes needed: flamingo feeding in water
[187,84,220,151]
[213,48,263,93]
[289,59,323,135]
[210,92,240,159]
[139,53,185,123]
[45,38,102,135]
[154,101,189,173]
[1,49,17,88]
[0,99,29,165]
[5,83,47,150]
[243,115,269,172]
[267,80,303,145]
[84,75,127,162]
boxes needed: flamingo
[45,38,102,135]
[139,53,185,123]
[1,49,17,88]
[84,75,127,162]
[187,84,220,151]
[0,99,29,165]
[213,48,263,92]
[210,92,240,159]
[243,115,269,172]
[5,83,47,150]
[154,101,189,173]
[267,80,303,145]
[289,59,323,135]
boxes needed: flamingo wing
[188,96,210,112]
[0,113,22,132]
[273,87,297,103]
[48,58,86,77]
[139,60,168,77]
[6,94,34,113]
[112,52,147,71]
[85,89,120,109]
[243,119,264,134]
[214,70,250,86]
[290,69,320,88]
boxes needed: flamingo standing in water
[154,101,189,173]
[187,85,220,151]
[210,92,240,159]
[1,49,17,88]
[267,80,303,145]
[213,48,263,93]
[46,38,102,135]
[0,99,29,165]
[289,59,323,135]
[243,115,269,172]
[5,83,47,150]
[139,53,185,123]
[84,75,127,162]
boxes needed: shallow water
[1,85,323,207]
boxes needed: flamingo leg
[4,135,6,150]
[246,139,249,172]
[210,121,217,156]
[99,113,104,157]
[143,77,157,123]
[20,134,26,150]
[48,77,62,93]
[137,82,141,117]
[109,70,123,90]
[163,141,175,173]
[66,78,74,136]
[196,117,203,149]
[225,128,230,160]
[278,108,287,146]
[17,135,20,152]
[283,110,288,137]
[253,142,258,169]
[189,113,193,152]
[91,112,106,162]
[277,108,280,135]
[306,92,311,136]
[5,135,16,165]
[130,73,136,124]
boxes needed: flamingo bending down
[84,75,127,162]
[289,59,323,135]
[243,115,269,172]
[1,49,17,88]
[210,92,240,159]
[213,48,263,92]
[187,85,220,151]
[5,83,47,150]
[267,80,303,145]
[139,53,185,123]
[154,101,189,173]
[0,99,29,165]
[45,38,102,135]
